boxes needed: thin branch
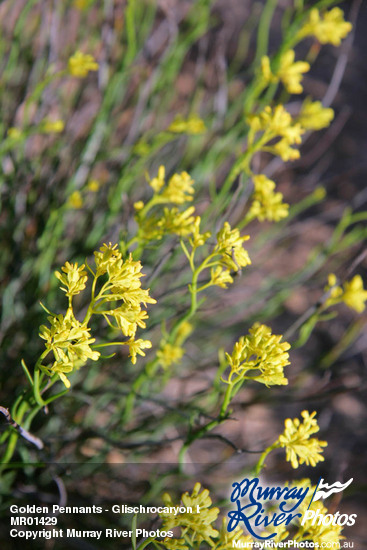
[0,406,44,450]
[201,433,265,454]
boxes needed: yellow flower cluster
[276,411,327,469]
[68,190,83,209]
[135,166,198,242]
[189,217,211,249]
[157,322,193,369]
[168,114,206,134]
[66,181,100,210]
[55,262,87,299]
[146,165,195,204]
[134,167,252,295]
[325,273,367,313]
[224,323,290,387]
[93,243,155,340]
[214,222,251,272]
[160,172,195,205]
[298,100,334,130]
[215,518,254,550]
[149,165,166,193]
[141,206,197,241]
[247,105,304,161]
[157,343,184,368]
[292,479,345,545]
[40,119,65,134]
[39,309,100,388]
[301,503,344,545]
[261,50,310,94]
[39,243,155,386]
[7,127,23,140]
[161,483,220,545]
[298,8,352,46]
[197,222,251,289]
[159,485,252,549]
[68,51,99,77]
[248,174,289,222]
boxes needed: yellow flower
[175,321,193,342]
[342,275,367,313]
[40,119,64,133]
[249,175,289,222]
[210,266,233,289]
[247,105,298,137]
[68,51,99,77]
[214,222,251,272]
[156,321,192,369]
[94,242,122,276]
[271,138,301,161]
[189,217,211,249]
[160,171,195,204]
[298,100,334,130]
[134,200,144,211]
[157,342,184,369]
[87,179,100,192]
[224,323,290,387]
[109,305,149,338]
[277,411,327,469]
[160,483,219,545]
[55,262,88,298]
[47,363,74,389]
[313,186,327,201]
[277,50,310,94]
[68,190,83,209]
[215,518,253,549]
[325,274,367,313]
[261,50,310,94]
[298,8,352,46]
[7,127,22,139]
[127,338,152,364]
[149,165,166,193]
[168,114,206,134]
[260,56,276,84]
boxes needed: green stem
[0,400,30,469]
[136,538,157,550]
[254,443,278,475]
[33,367,46,407]
[219,383,234,417]
[253,0,279,68]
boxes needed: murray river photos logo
[227,477,356,540]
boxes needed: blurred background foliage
[0,0,366,548]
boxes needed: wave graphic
[313,478,353,502]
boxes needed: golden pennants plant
[0,2,365,547]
